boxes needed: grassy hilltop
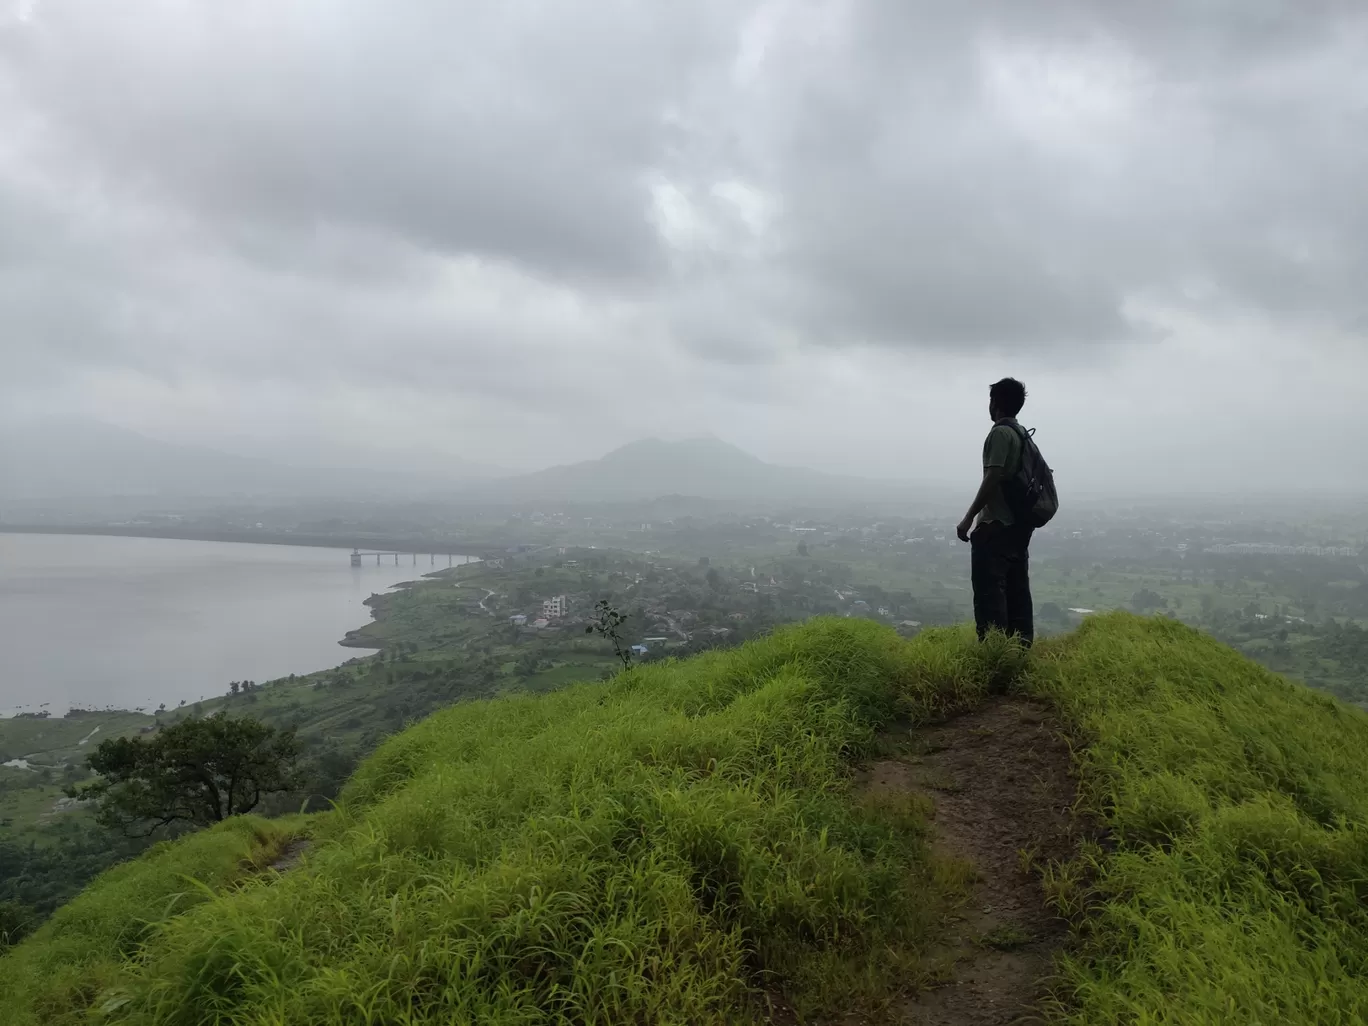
[4,614,1368,1024]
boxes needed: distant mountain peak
[599,436,764,466]
[477,435,902,506]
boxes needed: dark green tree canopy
[70,712,300,835]
[0,899,37,950]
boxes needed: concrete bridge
[350,548,469,568]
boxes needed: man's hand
[960,466,1004,542]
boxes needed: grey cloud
[695,0,1368,352]
[4,2,739,285]
[1,0,1367,426]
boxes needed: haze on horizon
[2,1,1366,500]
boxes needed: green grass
[514,659,619,693]
[9,613,1368,1023]
[0,619,1018,1025]
[0,815,307,1024]
[0,771,69,841]
[978,924,1032,951]
[0,712,155,767]
[0,712,159,844]
[1033,612,1368,1025]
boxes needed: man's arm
[956,466,1006,542]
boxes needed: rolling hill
[474,436,923,506]
[5,614,1368,1023]
[1,425,936,512]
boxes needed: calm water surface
[0,533,474,715]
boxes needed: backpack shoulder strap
[1001,421,1035,449]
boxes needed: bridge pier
[351,549,413,566]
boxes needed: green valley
[5,509,1367,949]
[4,614,1368,1022]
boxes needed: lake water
[0,533,475,715]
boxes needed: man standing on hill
[956,377,1034,646]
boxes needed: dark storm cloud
[1,0,1366,406]
[714,0,1368,351]
[2,2,736,285]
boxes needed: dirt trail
[267,838,312,873]
[857,696,1078,1026]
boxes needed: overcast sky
[2,0,1366,495]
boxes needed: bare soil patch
[857,696,1078,1026]
[267,838,312,873]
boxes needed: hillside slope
[472,437,922,506]
[0,620,1015,1025]
[4,614,1368,1024]
[1033,614,1368,1024]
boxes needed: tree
[296,743,359,811]
[69,713,301,836]
[1131,589,1166,614]
[0,900,36,950]
[586,600,633,669]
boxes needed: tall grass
[15,612,1367,1023]
[1034,612,1368,1025]
[15,612,1368,1024]
[0,619,1017,1026]
[0,815,305,1025]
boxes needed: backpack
[1002,423,1059,529]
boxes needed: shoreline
[0,523,506,561]
[0,537,481,721]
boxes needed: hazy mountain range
[472,437,912,506]
[1,422,928,509]
[0,421,499,504]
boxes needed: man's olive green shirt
[978,417,1024,528]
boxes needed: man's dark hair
[990,377,1027,417]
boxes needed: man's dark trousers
[971,521,1034,646]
